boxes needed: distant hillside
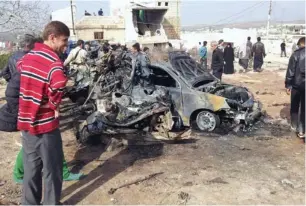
[182,20,305,31]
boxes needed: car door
[151,66,183,110]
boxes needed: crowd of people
[0,20,304,204]
[198,36,268,80]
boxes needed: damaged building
[51,0,181,48]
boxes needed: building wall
[76,29,125,41]
[75,16,125,41]
[51,6,77,40]
[156,0,181,39]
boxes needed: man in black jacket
[0,34,39,131]
[252,37,266,72]
[210,40,224,80]
[285,37,305,140]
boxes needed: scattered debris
[269,103,289,107]
[0,181,6,187]
[178,191,190,205]
[205,177,229,185]
[183,181,193,186]
[108,172,163,194]
[281,179,303,189]
[254,136,273,141]
[256,91,275,95]
[281,179,295,188]
[270,191,277,195]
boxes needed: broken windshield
[169,51,215,83]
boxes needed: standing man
[98,8,103,16]
[130,42,153,92]
[281,40,287,57]
[247,36,253,68]
[64,39,88,84]
[210,40,224,80]
[199,41,208,69]
[17,21,70,205]
[252,37,266,72]
[285,37,305,140]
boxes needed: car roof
[151,51,216,84]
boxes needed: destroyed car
[67,50,262,143]
[147,51,262,132]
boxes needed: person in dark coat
[0,34,37,131]
[98,8,103,16]
[252,37,266,72]
[285,37,305,140]
[281,41,287,57]
[210,40,224,80]
[223,43,235,74]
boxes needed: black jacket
[252,41,266,57]
[0,51,26,132]
[211,47,224,72]
[285,47,305,90]
[0,50,26,82]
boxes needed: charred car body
[66,50,262,143]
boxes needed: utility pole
[266,0,272,38]
[281,8,285,37]
[70,0,76,36]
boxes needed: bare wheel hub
[196,111,217,132]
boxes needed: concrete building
[51,0,181,48]
[51,5,77,40]
[75,16,125,42]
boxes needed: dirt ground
[0,55,304,205]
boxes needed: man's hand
[286,88,291,95]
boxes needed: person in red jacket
[17,21,70,205]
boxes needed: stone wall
[160,0,181,39]
[163,17,181,39]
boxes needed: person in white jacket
[238,42,251,72]
[64,39,88,83]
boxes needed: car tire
[195,110,220,132]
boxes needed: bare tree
[0,0,50,34]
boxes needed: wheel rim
[196,111,217,131]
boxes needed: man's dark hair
[19,34,43,51]
[132,42,141,52]
[257,37,261,42]
[77,40,84,46]
[247,36,251,41]
[143,47,149,52]
[168,42,173,47]
[42,21,70,41]
[218,39,224,45]
[203,41,207,46]
[297,37,305,46]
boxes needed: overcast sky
[46,0,306,26]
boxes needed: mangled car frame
[66,50,262,143]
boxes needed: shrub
[0,53,12,70]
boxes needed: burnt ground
[0,57,305,205]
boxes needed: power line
[210,1,266,26]
[218,1,268,26]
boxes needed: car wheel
[195,111,220,132]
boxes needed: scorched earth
[0,55,304,205]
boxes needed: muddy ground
[0,55,304,205]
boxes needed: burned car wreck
[66,51,262,143]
